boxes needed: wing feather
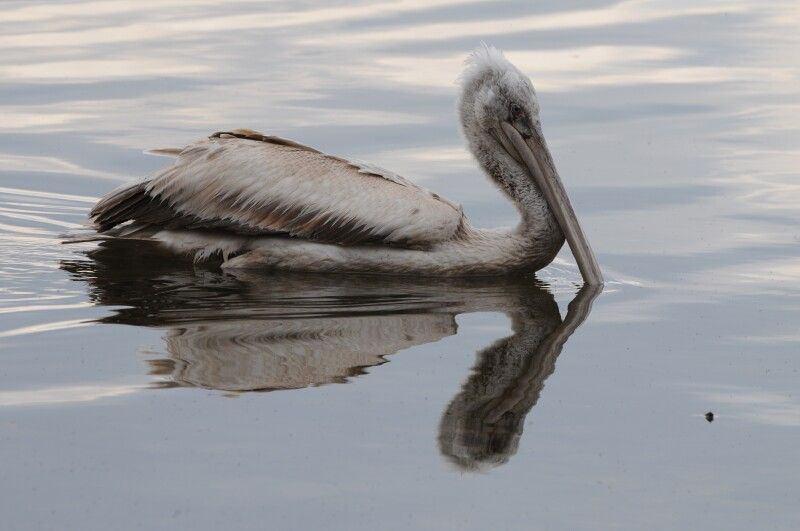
[92,129,463,247]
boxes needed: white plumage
[145,130,463,246]
[89,46,601,282]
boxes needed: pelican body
[90,46,602,283]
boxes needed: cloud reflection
[0,0,488,48]
[349,46,687,92]
[0,382,140,407]
[0,59,209,82]
[296,1,752,47]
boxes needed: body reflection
[62,239,598,468]
[151,314,453,391]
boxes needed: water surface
[1,1,799,529]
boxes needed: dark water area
[1,1,799,529]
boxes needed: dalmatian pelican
[89,46,602,284]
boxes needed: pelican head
[460,45,539,143]
[459,45,603,285]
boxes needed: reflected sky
[1,1,799,529]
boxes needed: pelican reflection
[439,284,598,471]
[62,240,598,468]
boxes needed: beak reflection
[438,284,599,471]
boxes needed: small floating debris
[705,412,714,422]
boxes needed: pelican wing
[92,129,464,247]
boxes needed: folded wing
[91,129,464,247]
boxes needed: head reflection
[62,239,598,468]
[439,285,598,471]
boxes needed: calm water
[1,1,799,529]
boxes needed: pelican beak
[500,121,603,285]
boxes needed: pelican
[89,46,602,284]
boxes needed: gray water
[1,1,799,529]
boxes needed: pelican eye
[509,102,523,120]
